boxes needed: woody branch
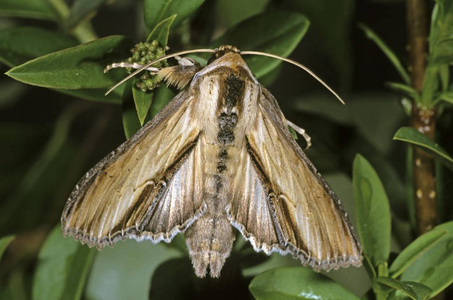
[406,0,437,235]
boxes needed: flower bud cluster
[127,40,167,92]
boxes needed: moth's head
[213,45,240,59]
[205,45,248,71]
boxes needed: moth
[61,45,362,278]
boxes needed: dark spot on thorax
[216,74,245,145]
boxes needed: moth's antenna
[105,48,215,96]
[240,50,345,104]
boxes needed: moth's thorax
[194,52,258,81]
[191,53,260,149]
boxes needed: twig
[406,0,437,236]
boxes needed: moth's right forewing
[62,89,205,248]
[228,88,362,271]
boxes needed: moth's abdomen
[185,141,235,277]
[185,215,234,277]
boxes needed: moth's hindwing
[227,88,362,272]
[61,89,206,249]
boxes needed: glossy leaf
[122,83,141,139]
[358,23,410,84]
[6,35,133,90]
[212,10,309,79]
[249,267,360,300]
[393,127,453,170]
[390,229,443,278]
[391,222,453,297]
[32,226,96,300]
[132,82,153,126]
[0,0,58,20]
[375,277,431,300]
[85,240,180,300]
[144,0,205,30]
[0,235,14,261]
[0,27,78,67]
[65,0,106,30]
[146,14,176,46]
[353,154,391,267]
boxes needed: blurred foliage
[0,0,452,300]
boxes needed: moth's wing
[62,89,205,249]
[227,89,362,271]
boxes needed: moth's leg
[157,57,201,90]
[104,62,159,73]
[287,120,311,149]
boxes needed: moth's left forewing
[62,89,206,248]
[228,87,362,271]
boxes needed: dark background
[1,0,451,299]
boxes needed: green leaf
[150,85,175,118]
[132,81,153,126]
[0,235,14,261]
[122,82,140,139]
[212,10,309,79]
[390,229,444,278]
[146,14,176,47]
[249,267,360,300]
[124,84,174,138]
[375,277,432,300]
[385,82,420,102]
[0,27,78,67]
[216,0,268,28]
[390,222,453,297]
[353,154,391,268]
[144,0,205,30]
[434,91,453,105]
[358,23,410,84]
[6,35,133,89]
[59,86,123,104]
[32,226,96,300]
[420,0,453,105]
[64,0,106,30]
[438,64,449,91]
[85,241,180,300]
[393,127,453,170]
[0,0,58,21]
[429,1,453,64]
[0,28,124,104]
[132,15,176,125]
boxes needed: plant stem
[406,0,437,236]
[411,107,437,235]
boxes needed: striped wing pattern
[227,89,362,271]
[61,90,205,248]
